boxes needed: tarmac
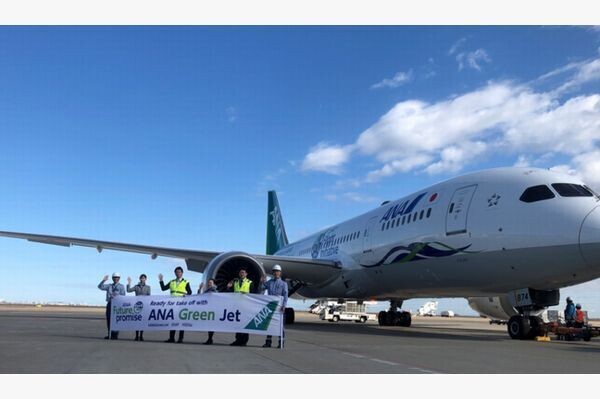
[1,304,600,373]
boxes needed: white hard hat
[112,272,121,278]
[272,264,282,272]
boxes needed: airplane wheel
[399,311,412,327]
[284,308,295,325]
[378,311,387,326]
[508,315,531,339]
[528,316,545,339]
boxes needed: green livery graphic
[245,301,279,331]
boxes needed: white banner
[110,293,284,336]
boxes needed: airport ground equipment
[441,310,455,317]
[320,302,373,323]
[544,322,600,342]
[417,301,438,317]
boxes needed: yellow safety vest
[169,279,188,297]
[233,278,252,293]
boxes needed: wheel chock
[535,336,551,342]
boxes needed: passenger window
[419,210,424,220]
[427,208,432,218]
[551,183,594,197]
[407,215,411,224]
[449,203,455,213]
[357,231,361,239]
[402,216,406,225]
[413,213,417,222]
[381,224,385,231]
[519,185,555,203]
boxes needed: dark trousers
[135,330,144,339]
[169,330,184,341]
[207,331,214,341]
[105,302,119,339]
[235,333,249,345]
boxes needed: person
[97,272,126,340]
[574,303,585,328]
[564,296,576,326]
[259,264,288,348]
[227,268,253,346]
[127,274,151,341]
[198,279,218,345]
[159,266,192,343]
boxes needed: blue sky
[0,26,599,315]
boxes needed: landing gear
[507,315,546,340]
[378,300,412,327]
[505,288,559,340]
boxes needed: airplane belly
[361,244,598,298]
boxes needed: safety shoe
[139,336,144,342]
[262,342,272,348]
[176,339,184,344]
[230,341,240,346]
[203,339,213,345]
[164,339,175,343]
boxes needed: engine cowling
[202,251,266,293]
[467,295,518,322]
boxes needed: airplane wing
[0,230,341,286]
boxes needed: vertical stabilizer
[266,191,289,255]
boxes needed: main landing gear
[505,288,559,340]
[507,315,545,340]
[378,300,412,327]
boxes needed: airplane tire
[378,311,387,326]
[508,315,531,340]
[528,316,545,339]
[284,308,295,325]
[400,311,412,327]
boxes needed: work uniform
[260,278,288,348]
[232,277,253,346]
[565,302,576,326]
[98,280,126,339]
[160,278,192,342]
[127,282,151,340]
[575,309,585,328]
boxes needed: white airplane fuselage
[274,168,600,300]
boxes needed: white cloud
[456,49,492,71]
[448,38,466,55]
[324,192,378,203]
[371,70,412,89]
[301,57,600,187]
[226,106,237,123]
[301,142,354,174]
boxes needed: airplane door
[361,216,379,264]
[446,184,478,235]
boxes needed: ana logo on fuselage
[379,192,427,224]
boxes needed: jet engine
[201,251,266,293]
[467,296,518,323]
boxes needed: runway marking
[369,358,398,366]
[341,352,366,359]
[409,367,437,374]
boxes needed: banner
[110,293,284,336]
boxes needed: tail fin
[266,191,289,255]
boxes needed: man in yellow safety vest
[227,268,253,346]
[159,266,192,343]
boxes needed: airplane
[1,167,599,340]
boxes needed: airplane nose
[580,206,600,269]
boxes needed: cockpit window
[551,183,593,197]
[519,185,555,203]
[584,185,600,199]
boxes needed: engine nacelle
[202,251,266,293]
[467,295,518,322]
